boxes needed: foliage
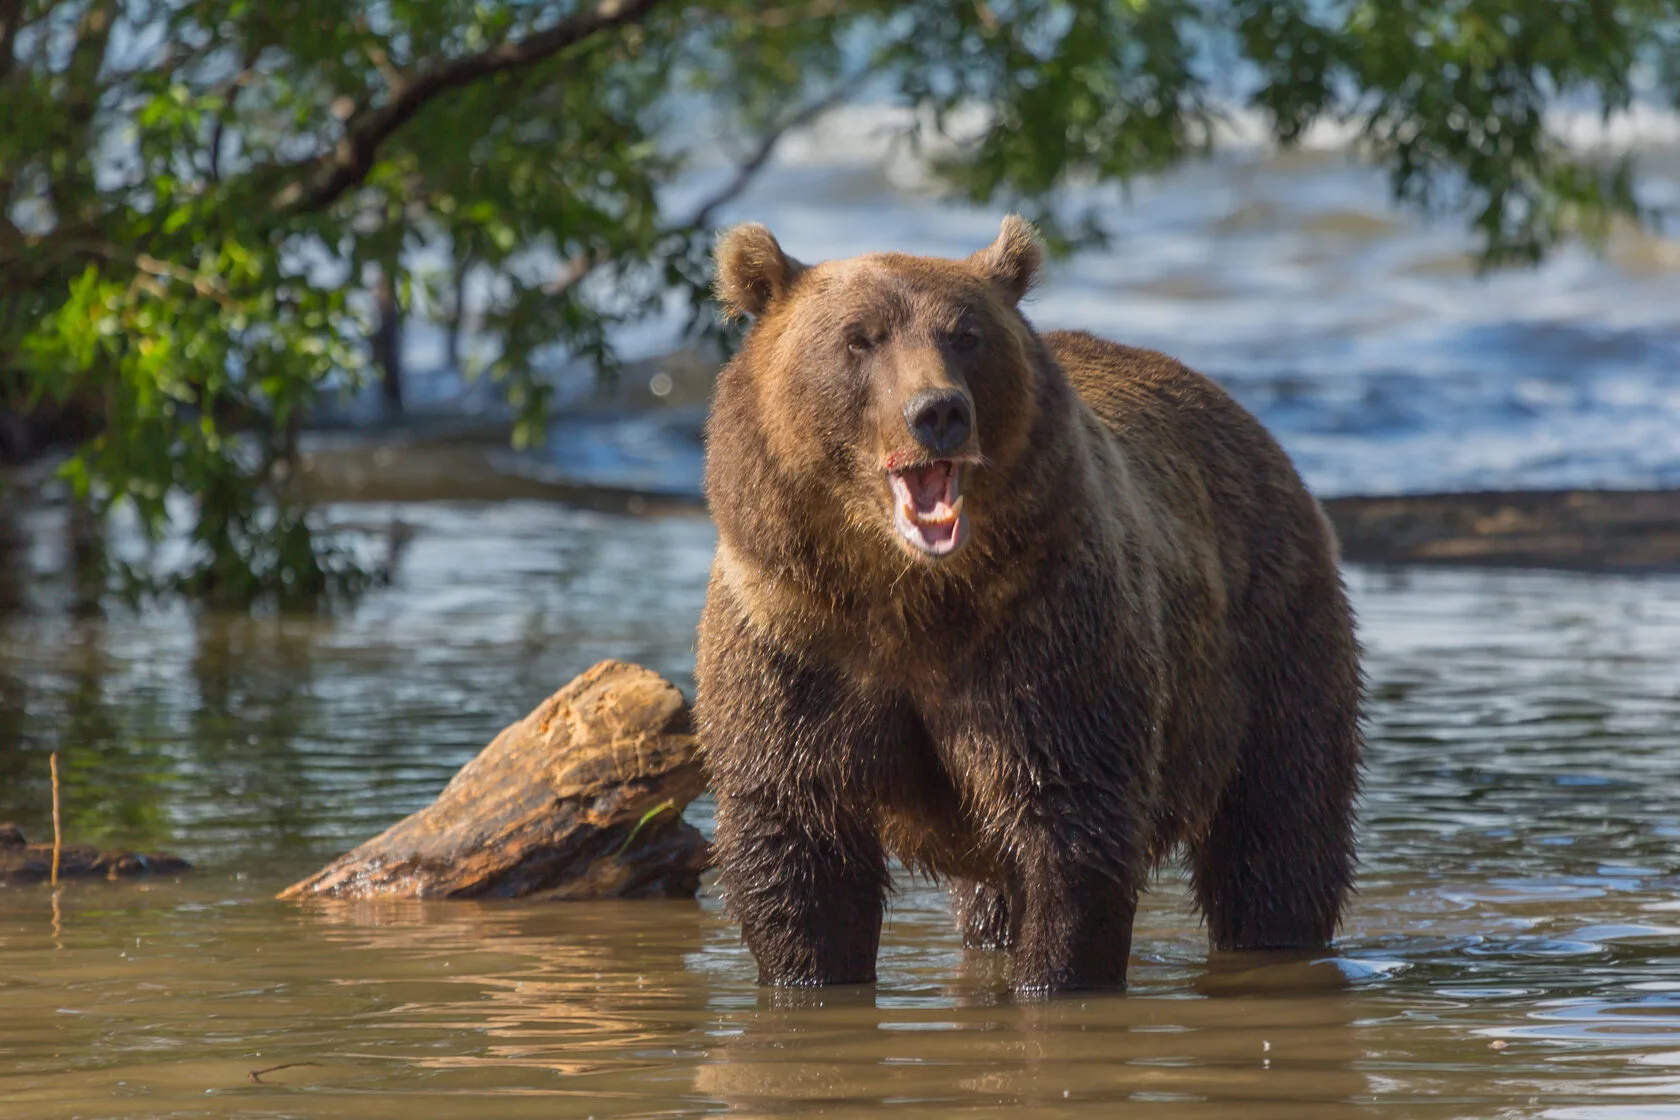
[1,0,1676,606]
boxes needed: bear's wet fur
[695,217,1362,993]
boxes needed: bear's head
[712,216,1046,565]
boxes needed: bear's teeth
[907,495,963,526]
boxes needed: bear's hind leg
[952,879,1012,950]
[1191,603,1360,951]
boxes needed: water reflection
[696,964,1370,1117]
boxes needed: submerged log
[0,823,190,885]
[1322,489,1680,572]
[279,660,709,902]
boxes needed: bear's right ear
[968,214,1043,305]
[713,223,807,320]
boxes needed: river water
[3,500,1680,1118]
[495,105,1680,500]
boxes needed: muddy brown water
[3,501,1680,1118]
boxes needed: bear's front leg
[948,602,1161,994]
[1008,829,1139,992]
[696,585,902,987]
[714,797,887,986]
[953,879,1013,950]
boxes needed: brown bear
[694,216,1362,994]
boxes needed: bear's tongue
[903,461,952,508]
[888,461,965,555]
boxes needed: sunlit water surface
[2,503,1679,1118]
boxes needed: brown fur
[695,217,1362,993]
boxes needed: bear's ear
[713,223,807,320]
[968,214,1043,304]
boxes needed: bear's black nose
[904,389,973,456]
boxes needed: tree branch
[545,248,600,296]
[43,0,116,221]
[0,0,24,85]
[756,0,846,29]
[2,238,238,308]
[274,0,671,215]
[684,67,875,231]
[544,70,868,301]
[132,250,237,308]
[208,49,257,184]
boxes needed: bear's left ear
[714,223,807,320]
[968,214,1043,305]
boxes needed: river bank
[295,434,1680,573]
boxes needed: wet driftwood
[279,660,709,902]
[295,433,705,512]
[1322,489,1680,573]
[0,823,190,885]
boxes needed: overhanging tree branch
[274,0,672,215]
[547,68,873,299]
[684,65,876,231]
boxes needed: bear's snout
[903,388,973,458]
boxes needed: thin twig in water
[49,751,61,887]
[248,1061,323,1084]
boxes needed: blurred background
[4,5,1680,1116]
[4,1,1680,608]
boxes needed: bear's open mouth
[887,460,966,557]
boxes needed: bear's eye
[951,328,981,352]
[846,332,874,355]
